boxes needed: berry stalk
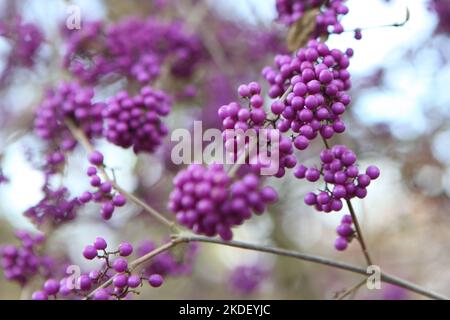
[65,119,178,231]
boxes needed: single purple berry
[113,258,128,273]
[93,288,110,300]
[32,291,48,300]
[335,237,348,251]
[88,151,104,166]
[148,274,164,288]
[366,166,380,180]
[112,194,127,207]
[83,245,98,260]
[118,242,133,257]
[113,274,128,288]
[93,237,107,250]
[337,224,353,237]
[128,275,142,288]
[43,279,60,295]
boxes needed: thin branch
[65,120,178,231]
[175,234,448,300]
[345,199,372,265]
[345,6,410,33]
[84,240,181,299]
[335,278,367,300]
[321,136,373,266]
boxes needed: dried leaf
[287,8,319,52]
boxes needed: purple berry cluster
[0,18,43,68]
[230,265,267,295]
[34,82,104,168]
[263,40,351,144]
[168,164,278,241]
[275,0,349,37]
[32,238,165,300]
[219,82,267,131]
[219,83,297,178]
[334,214,355,251]
[64,18,204,85]
[299,145,380,212]
[103,87,171,153]
[24,186,80,226]
[79,151,127,220]
[1,231,55,286]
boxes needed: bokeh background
[1,0,450,299]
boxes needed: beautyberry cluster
[24,186,80,226]
[64,18,204,84]
[168,164,278,240]
[263,40,351,146]
[32,238,164,300]
[299,145,380,212]
[34,82,104,168]
[219,82,297,177]
[79,151,127,220]
[103,87,171,153]
[219,82,267,131]
[230,265,267,295]
[334,214,355,251]
[0,18,43,68]
[1,231,55,286]
[275,0,349,37]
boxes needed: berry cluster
[219,82,267,131]
[263,41,351,146]
[79,151,127,220]
[62,21,110,84]
[32,238,165,300]
[34,82,104,168]
[0,232,55,286]
[24,186,80,226]
[0,18,43,68]
[275,0,349,37]
[103,87,171,154]
[230,265,267,295]
[299,145,380,212]
[168,164,278,240]
[219,82,297,178]
[334,214,355,251]
[64,18,204,84]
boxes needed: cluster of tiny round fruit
[78,151,127,220]
[103,87,171,154]
[24,186,80,226]
[0,231,54,286]
[64,18,204,85]
[219,82,297,177]
[275,0,349,37]
[168,164,278,241]
[298,145,380,212]
[334,214,355,251]
[263,41,351,147]
[34,82,104,169]
[32,238,164,300]
[219,82,267,131]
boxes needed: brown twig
[65,120,178,231]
